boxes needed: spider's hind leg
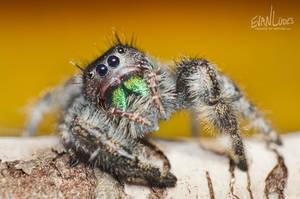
[216,72,282,145]
[24,75,82,136]
[176,58,247,171]
[234,92,282,145]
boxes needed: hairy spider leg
[109,108,151,126]
[144,71,167,117]
[141,139,171,171]
[176,59,248,170]
[24,76,82,136]
[59,116,177,187]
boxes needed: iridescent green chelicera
[111,86,128,110]
[110,75,150,110]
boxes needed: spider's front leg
[176,59,248,170]
[59,116,177,188]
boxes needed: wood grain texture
[0,134,299,199]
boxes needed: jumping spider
[24,37,282,188]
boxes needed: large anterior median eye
[107,55,120,68]
[96,64,108,76]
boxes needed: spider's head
[83,44,150,108]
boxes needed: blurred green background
[0,0,299,137]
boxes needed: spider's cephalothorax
[83,45,150,109]
[24,39,282,188]
[82,44,176,140]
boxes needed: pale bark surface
[0,134,299,199]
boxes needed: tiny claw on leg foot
[265,131,283,146]
[275,138,282,146]
[272,133,283,146]
[69,156,80,168]
[149,171,177,188]
[160,171,177,187]
[237,159,248,171]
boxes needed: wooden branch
[0,133,299,199]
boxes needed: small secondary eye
[117,47,125,54]
[107,55,120,68]
[88,71,94,79]
[96,64,108,76]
